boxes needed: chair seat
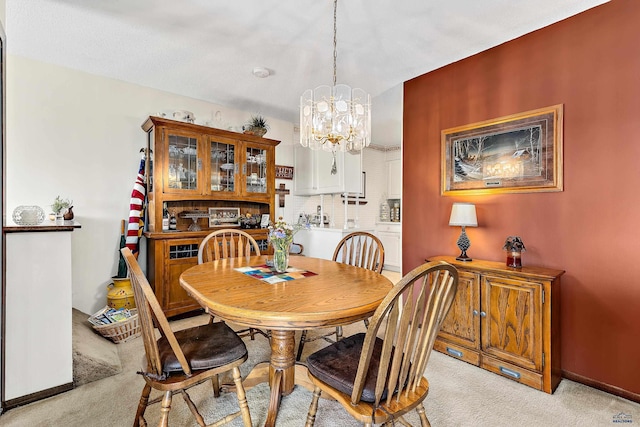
[307,333,387,403]
[158,322,247,373]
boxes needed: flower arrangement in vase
[51,196,73,221]
[503,236,526,268]
[268,217,307,273]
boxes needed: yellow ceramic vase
[107,278,136,310]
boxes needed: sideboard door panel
[438,270,481,350]
[481,275,543,371]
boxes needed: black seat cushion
[158,322,247,373]
[307,333,388,403]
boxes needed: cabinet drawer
[481,355,542,390]
[434,339,480,366]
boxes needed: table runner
[235,264,318,284]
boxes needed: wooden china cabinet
[142,116,280,317]
[428,256,564,394]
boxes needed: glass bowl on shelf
[12,205,46,225]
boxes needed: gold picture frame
[441,104,563,195]
[208,207,240,228]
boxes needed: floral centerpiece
[268,217,307,272]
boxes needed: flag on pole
[126,155,146,254]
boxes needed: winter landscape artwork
[441,105,563,195]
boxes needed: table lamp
[449,203,478,261]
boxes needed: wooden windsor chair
[296,231,385,361]
[121,247,253,427]
[198,229,269,340]
[304,261,459,427]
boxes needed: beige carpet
[1,313,638,426]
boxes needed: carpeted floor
[0,312,638,426]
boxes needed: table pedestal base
[222,330,317,427]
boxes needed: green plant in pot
[51,195,72,219]
[243,114,269,137]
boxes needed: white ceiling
[6,0,608,146]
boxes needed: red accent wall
[403,0,640,395]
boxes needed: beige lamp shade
[449,203,478,227]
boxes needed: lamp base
[455,227,473,262]
[456,249,472,262]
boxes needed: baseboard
[562,370,640,404]
[2,382,74,411]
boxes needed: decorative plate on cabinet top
[12,205,46,225]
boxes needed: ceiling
[6,0,608,146]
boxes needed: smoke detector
[252,67,270,78]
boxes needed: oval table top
[179,255,393,330]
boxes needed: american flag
[125,155,146,254]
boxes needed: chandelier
[299,0,371,153]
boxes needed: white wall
[5,54,399,314]
[6,55,296,314]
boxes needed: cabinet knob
[473,310,479,316]
[480,311,487,317]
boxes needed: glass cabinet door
[245,145,268,194]
[166,133,199,193]
[210,139,237,193]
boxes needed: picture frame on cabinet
[260,214,270,228]
[441,104,563,195]
[208,207,240,227]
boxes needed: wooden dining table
[179,255,393,427]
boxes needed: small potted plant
[503,236,526,268]
[243,114,269,137]
[51,196,73,222]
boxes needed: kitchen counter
[296,227,373,259]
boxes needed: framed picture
[441,104,563,195]
[260,214,270,228]
[208,207,240,227]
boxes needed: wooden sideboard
[427,256,564,394]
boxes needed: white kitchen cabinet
[375,222,402,272]
[294,146,362,195]
[295,227,374,260]
[387,159,402,199]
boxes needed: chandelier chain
[333,0,338,87]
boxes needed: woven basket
[91,309,141,344]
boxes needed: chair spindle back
[333,231,385,273]
[198,229,261,264]
[121,247,191,377]
[351,261,458,407]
